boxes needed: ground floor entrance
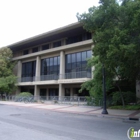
[18,83,89,98]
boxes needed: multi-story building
[8,22,93,99]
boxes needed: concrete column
[59,51,65,79]
[35,56,41,81]
[70,88,73,97]
[59,84,64,100]
[17,60,22,78]
[46,88,49,100]
[62,39,66,46]
[16,87,21,95]
[34,85,39,101]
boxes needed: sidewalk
[0,101,140,121]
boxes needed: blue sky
[0,0,99,47]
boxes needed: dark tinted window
[32,47,38,53]
[53,41,61,48]
[41,56,60,75]
[22,61,36,78]
[65,50,92,73]
[42,44,49,50]
[23,50,29,55]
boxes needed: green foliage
[108,105,140,110]
[0,76,17,93]
[0,47,17,94]
[111,91,136,105]
[86,96,103,106]
[77,0,139,105]
[16,92,33,97]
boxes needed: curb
[0,101,140,121]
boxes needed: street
[0,103,139,140]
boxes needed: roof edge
[7,22,82,49]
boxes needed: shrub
[16,92,33,98]
[86,96,102,106]
[111,91,136,105]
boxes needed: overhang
[7,22,84,51]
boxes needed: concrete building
[8,22,93,99]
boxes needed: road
[0,103,139,140]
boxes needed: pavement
[0,101,140,121]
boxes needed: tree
[77,0,140,106]
[0,47,17,95]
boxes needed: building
[8,22,93,99]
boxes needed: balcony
[60,71,91,79]
[18,71,91,83]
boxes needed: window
[22,61,36,82]
[53,41,61,48]
[23,50,29,55]
[32,47,38,53]
[66,32,91,45]
[66,35,82,45]
[42,44,49,50]
[65,50,92,78]
[41,56,60,80]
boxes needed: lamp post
[102,64,108,114]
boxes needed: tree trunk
[116,84,125,108]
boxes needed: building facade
[8,22,93,99]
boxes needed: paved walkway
[0,101,140,120]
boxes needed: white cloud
[0,0,99,47]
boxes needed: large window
[66,32,91,45]
[32,47,38,53]
[23,50,29,55]
[65,50,92,78]
[41,56,60,80]
[22,61,36,82]
[42,44,49,50]
[53,41,61,48]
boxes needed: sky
[0,0,99,47]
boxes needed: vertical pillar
[70,87,73,97]
[60,51,65,79]
[34,85,39,101]
[62,39,66,46]
[16,87,21,95]
[17,60,22,78]
[35,56,41,81]
[59,84,64,100]
[46,88,49,100]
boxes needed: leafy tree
[0,47,17,95]
[77,0,140,106]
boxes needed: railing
[40,74,59,81]
[18,77,35,82]
[60,71,91,79]
[17,71,91,82]
[2,95,88,105]
[0,95,105,106]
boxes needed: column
[34,85,39,101]
[70,87,73,97]
[59,51,65,79]
[59,84,64,100]
[16,87,21,95]
[46,88,49,100]
[35,56,41,81]
[17,60,22,78]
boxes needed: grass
[108,105,140,110]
